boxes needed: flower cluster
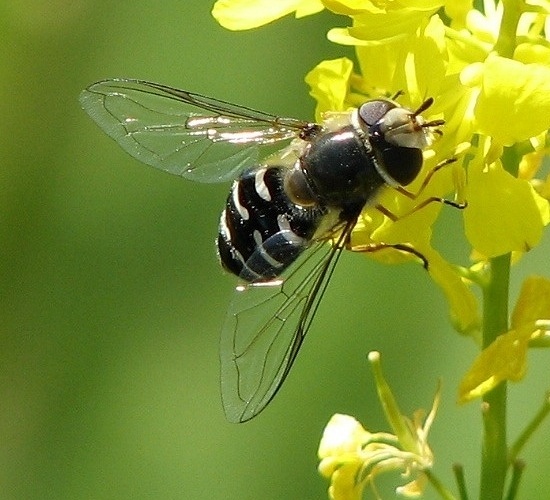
[212,1,550,497]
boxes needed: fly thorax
[300,125,385,210]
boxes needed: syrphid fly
[79,79,446,422]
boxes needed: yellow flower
[323,0,443,45]
[459,276,550,402]
[464,138,550,258]
[211,0,324,30]
[443,0,472,28]
[304,57,355,121]
[319,353,441,499]
[467,55,550,146]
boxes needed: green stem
[476,25,519,500]
[504,460,525,500]
[479,253,510,500]
[368,351,417,452]
[424,469,456,500]
[494,0,522,58]
[509,393,550,463]
[452,463,469,500]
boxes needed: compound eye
[358,99,397,127]
[381,146,423,186]
[284,166,317,207]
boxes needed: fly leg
[350,158,466,269]
[377,158,467,222]
[348,241,429,269]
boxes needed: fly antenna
[391,90,405,101]
[412,97,434,117]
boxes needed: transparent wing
[79,79,312,182]
[220,220,355,423]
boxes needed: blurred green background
[1,1,549,499]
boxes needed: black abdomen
[217,166,324,282]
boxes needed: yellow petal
[511,275,550,328]
[318,414,368,500]
[368,152,457,242]
[474,55,550,145]
[400,0,445,9]
[465,6,499,44]
[331,10,436,44]
[318,414,370,459]
[443,0,472,28]
[396,474,428,497]
[323,0,443,15]
[352,212,480,335]
[305,57,354,120]
[321,0,380,15]
[426,248,480,336]
[464,158,550,257]
[519,150,545,182]
[397,14,447,103]
[458,325,531,402]
[368,193,437,247]
[350,202,434,268]
[537,172,550,200]
[328,464,366,500]
[295,0,325,16]
[354,42,405,93]
[514,43,550,65]
[212,0,322,30]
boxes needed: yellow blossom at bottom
[319,358,441,499]
[318,412,428,500]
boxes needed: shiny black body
[217,105,424,283]
[217,166,324,281]
[302,125,387,212]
